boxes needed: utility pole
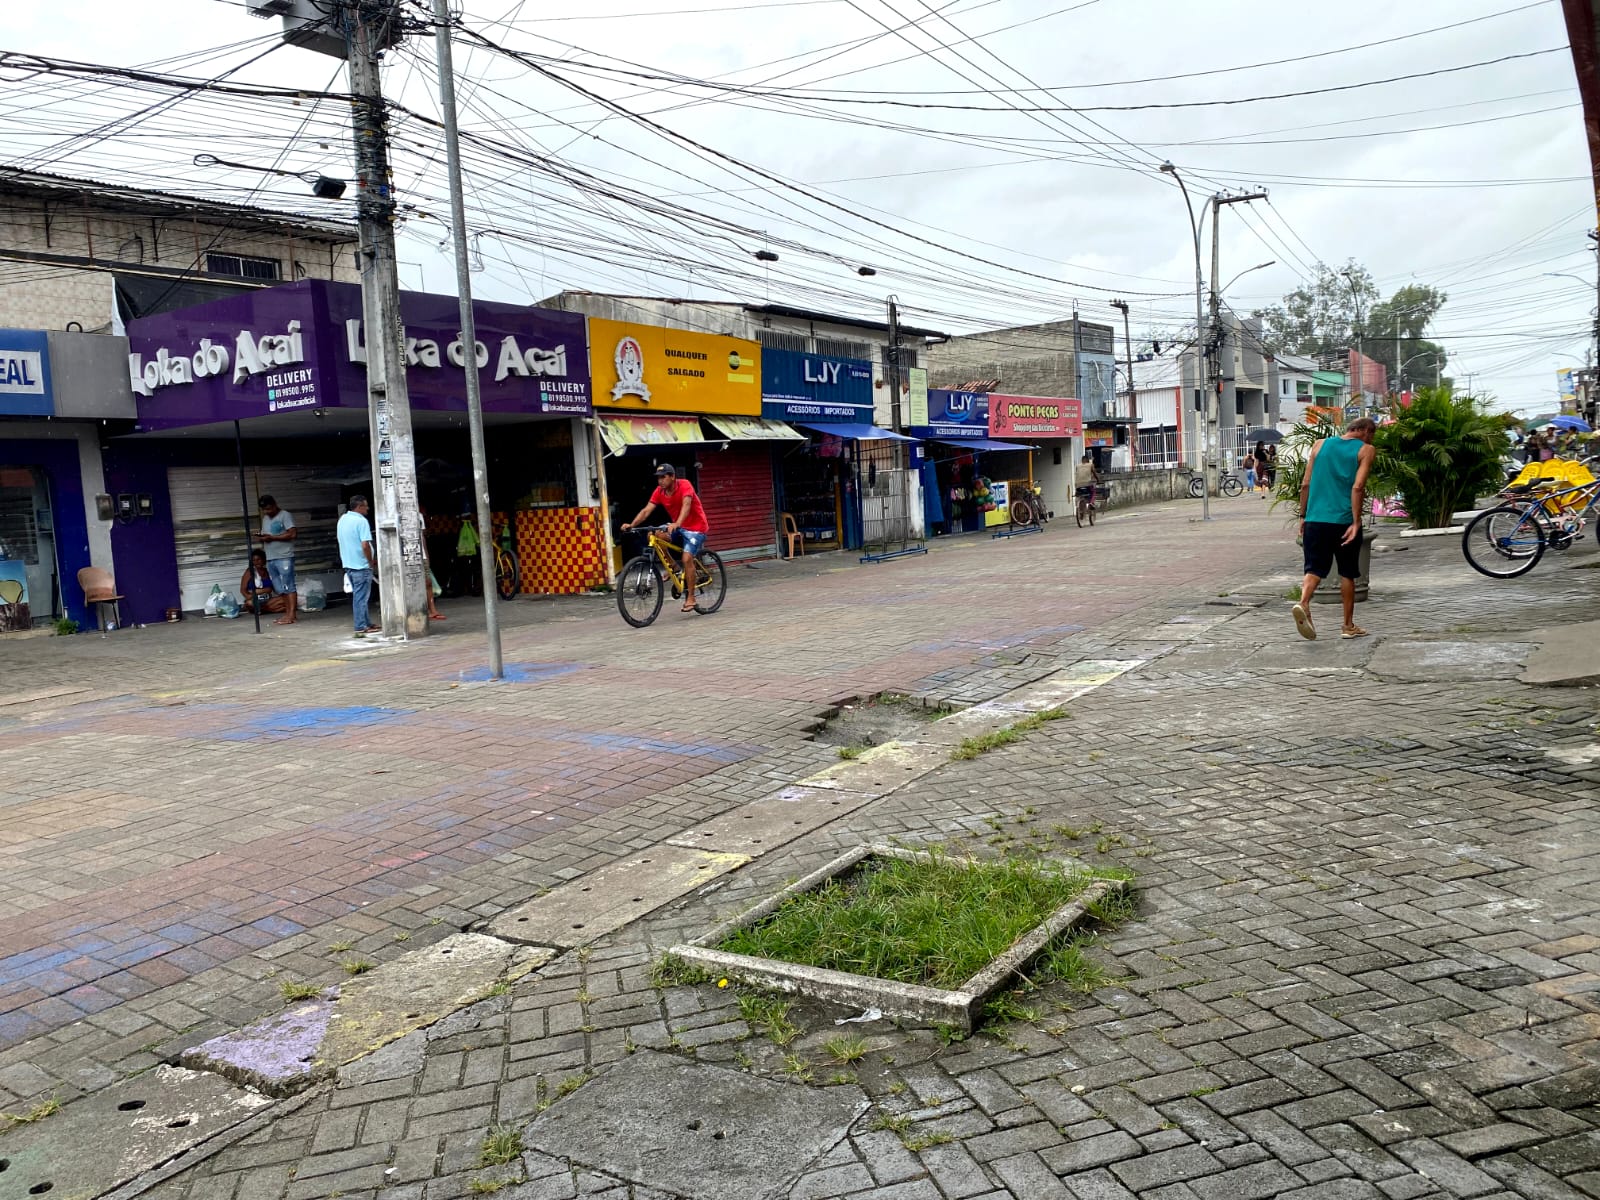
[1111,299,1133,463]
[347,4,429,639]
[1209,191,1268,482]
[432,0,502,677]
[886,294,904,445]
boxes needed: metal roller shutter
[697,444,777,562]
[168,466,342,610]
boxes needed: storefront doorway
[0,465,55,628]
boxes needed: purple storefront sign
[127,279,591,431]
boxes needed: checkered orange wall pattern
[506,508,608,594]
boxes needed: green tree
[1253,259,1377,360]
[1364,284,1448,389]
[1372,387,1508,529]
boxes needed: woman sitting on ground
[241,548,295,624]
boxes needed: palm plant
[1371,387,1509,529]
[1270,409,1346,515]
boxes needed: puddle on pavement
[812,693,949,750]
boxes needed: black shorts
[1302,521,1361,580]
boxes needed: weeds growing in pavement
[468,1180,511,1195]
[478,1125,523,1166]
[325,940,355,954]
[904,1131,954,1151]
[278,980,322,1003]
[870,1112,912,1135]
[720,849,1115,989]
[782,1053,812,1082]
[342,959,375,976]
[1035,934,1114,994]
[824,1034,869,1064]
[950,707,1070,761]
[738,993,799,1045]
[837,745,864,760]
[1,1097,59,1126]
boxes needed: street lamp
[1220,262,1275,293]
[192,153,346,199]
[1160,161,1212,521]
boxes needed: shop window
[0,468,40,563]
[758,329,807,352]
[206,253,281,280]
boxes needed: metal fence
[858,466,926,562]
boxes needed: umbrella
[1250,429,1284,444]
[1549,415,1592,433]
[1524,414,1558,430]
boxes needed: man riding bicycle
[622,463,710,613]
[1075,453,1102,504]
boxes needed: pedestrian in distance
[337,495,379,637]
[257,494,298,625]
[1291,416,1377,642]
[1242,451,1258,493]
[240,548,294,620]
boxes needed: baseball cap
[654,463,676,477]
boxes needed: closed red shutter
[697,443,778,561]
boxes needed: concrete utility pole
[886,295,904,451]
[1208,191,1268,482]
[347,4,430,639]
[1111,299,1134,462]
[432,0,502,678]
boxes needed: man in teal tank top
[1292,416,1376,641]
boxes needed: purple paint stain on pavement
[182,998,336,1096]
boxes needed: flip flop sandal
[1341,626,1369,639]
[1291,603,1316,641]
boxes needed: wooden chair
[77,566,125,634]
[780,512,804,559]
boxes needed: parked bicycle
[448,516,520,600]
[1461,475,1600,578]
[1008,482,1050,528]
[1187,470,1245,499]
[616,525,727,627]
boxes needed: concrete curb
[667,845,1128,1033]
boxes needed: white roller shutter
[168,466,342,611]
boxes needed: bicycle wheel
[693,550,727,614]
[616,556,665,627]
[1009,499,1034,527]
[1462,506,1546,579]
[1187,476,1204,499]
[1075,498,1086,528]
[494,546,519,599]
[1087,499,1097,526]
[1221,476,1244,497]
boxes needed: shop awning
[793,421,917,442]
[598,415,710,456]
[704,415,806,442]
[931,437,1034,452]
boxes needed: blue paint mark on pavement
[214,706,414,741]
[457,662,585,684]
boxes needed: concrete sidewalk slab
[1523,619,1600,686]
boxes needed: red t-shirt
[649,480,709,533]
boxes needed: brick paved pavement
[6,503,1600,1200]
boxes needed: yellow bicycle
[616,526,727,627]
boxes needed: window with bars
[0,471,40,564]
[816,338,871,360]
[205,253,281,280]
[756,329,807,352]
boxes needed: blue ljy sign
[760,348,873,422]
[0,330,53,416]
[910,388,990,439]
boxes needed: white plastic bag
[204,583,224,617]
[301,579,328,612]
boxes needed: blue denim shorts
[266,558,296,595]
[671,529,707,557]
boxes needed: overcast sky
[6,0,1592,413]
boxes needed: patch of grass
[887,1080,908,1096]
[1035,936,1112,994]
[837,745,864,761]
[469,1180,511,1195]
[342,959,376,976]
[1,1097,59,1126]
[737,993,799,1046]
[392,931,411,943]
[278,980,322,1003]
[982,990,1037,1026]
[53,617,79,636]
[326,940,355,953]
[934,1024,967,1045]
[480,979,512,999]
[904,1131,955,1151]
[478,1124,524,1166]
[827,1072,857,1085]
[720,849,1118,989]
[870,1112,912,1135]
[651,954,712,989]
[824,1034,869,1064]
[950,708,1070,761]
[782,1053,813,1082]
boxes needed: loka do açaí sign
[127,279,592,431]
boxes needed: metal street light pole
[1159,162,1210,521]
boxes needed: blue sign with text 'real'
[760,348,874,422]
[0,329,52,416]
[911,388,989,439]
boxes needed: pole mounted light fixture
[754,249,779,262]
[193,152,347,199]
[857,266,877,277]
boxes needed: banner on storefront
[1558,367,1579,408]
[127,280,592,432]
[910,388,990,439]
[588,318,760,416]
[1084,425,1115,448]
[989,394,1082,439]
[760,349,872,421]
[0,329,52,417]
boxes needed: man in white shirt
[258,495,298,625]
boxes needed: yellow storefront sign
[589,318,761,416]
